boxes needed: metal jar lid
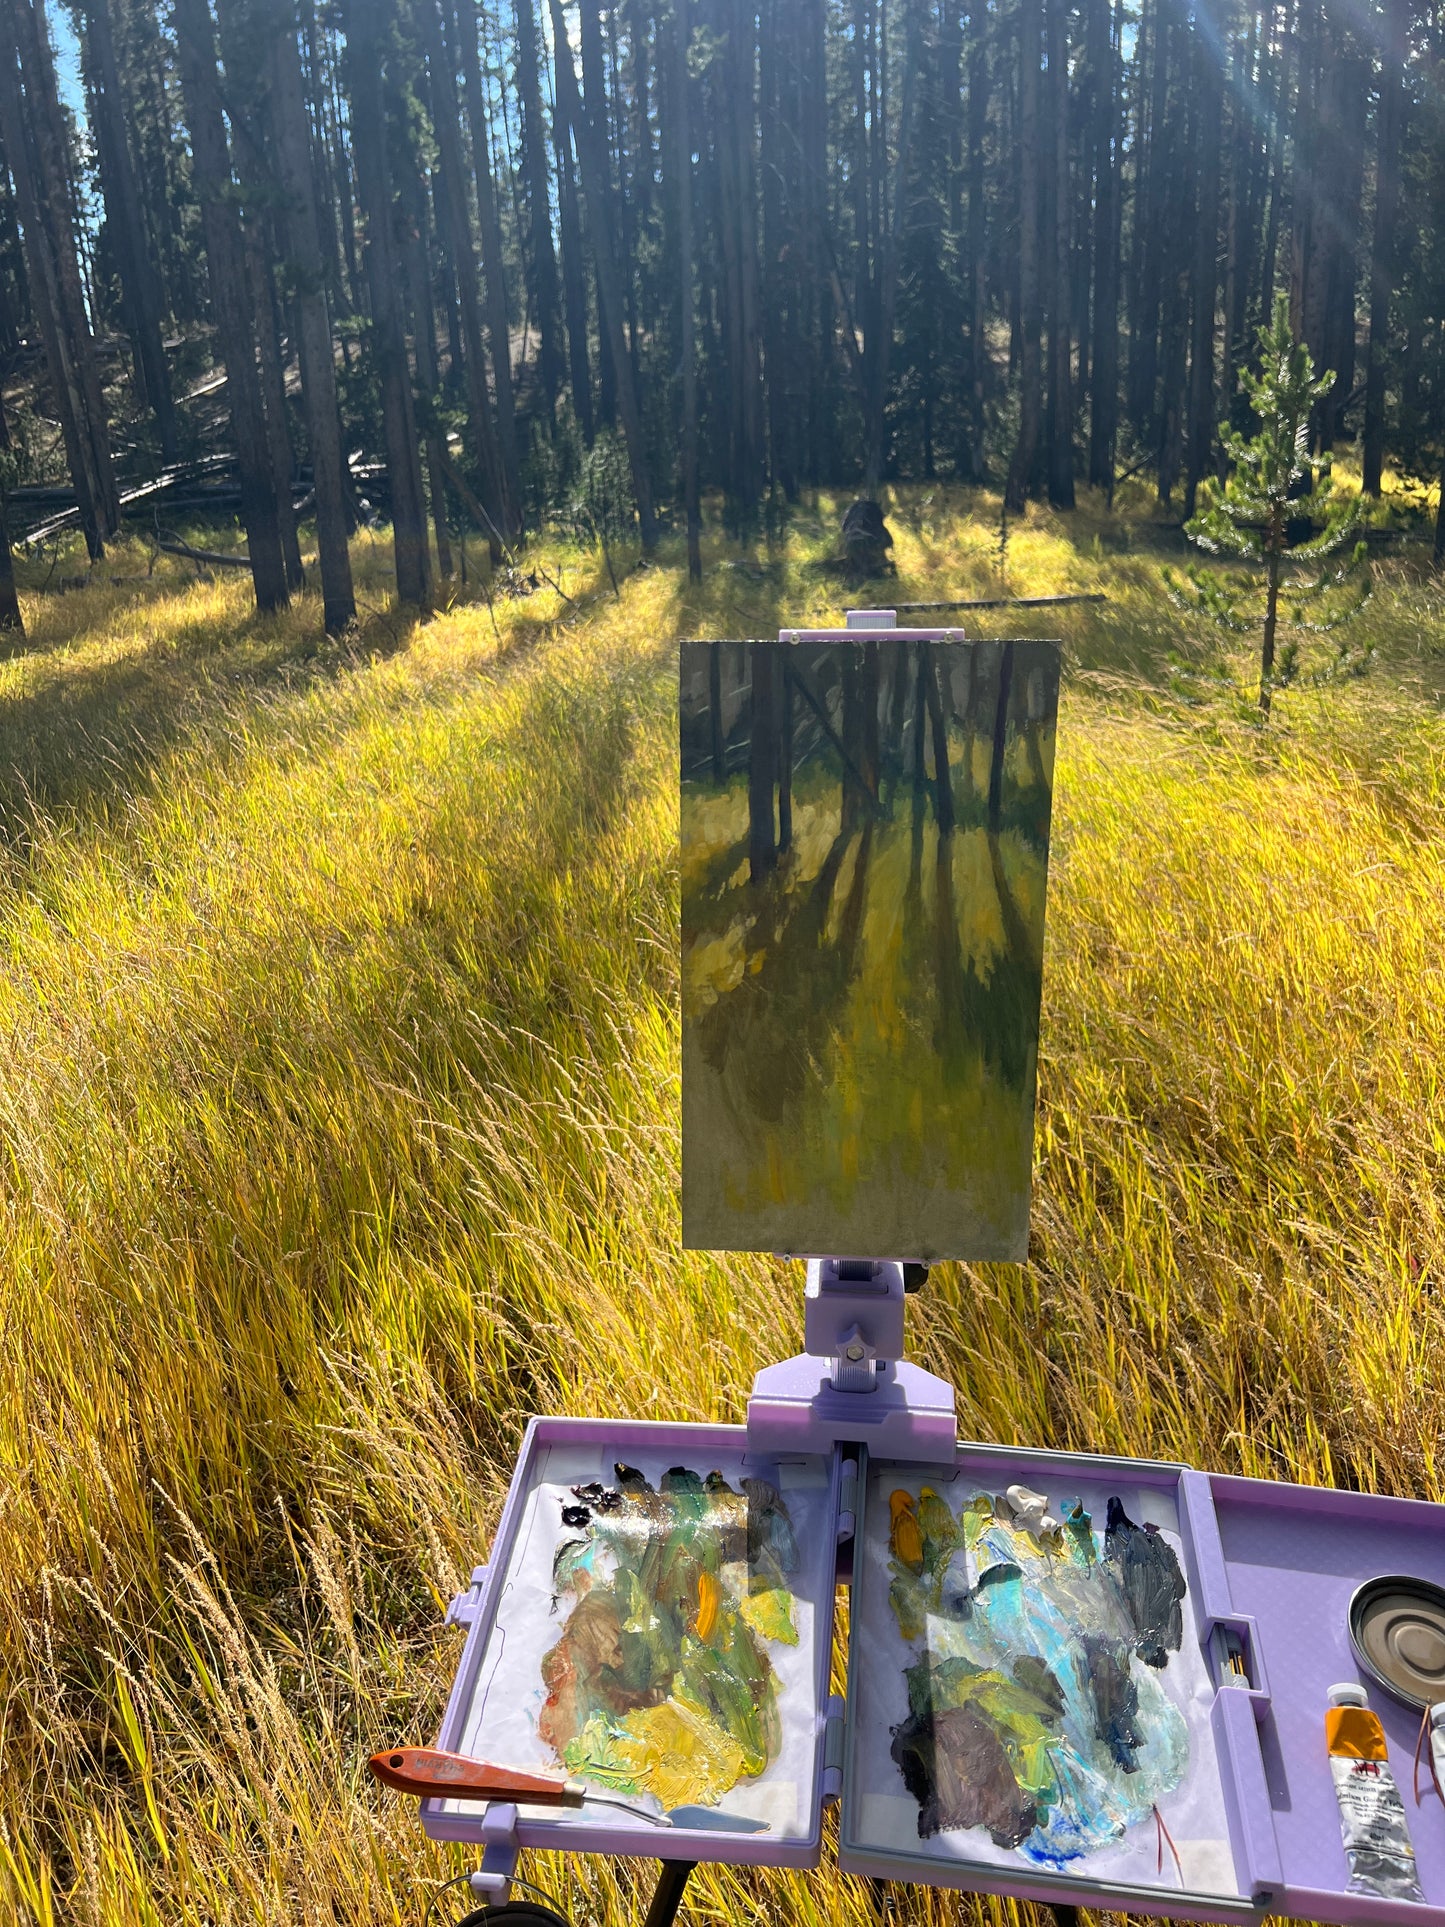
[1349,1575,1445,1710]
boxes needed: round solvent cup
[1349,1574,1445,1710]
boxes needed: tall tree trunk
[419,0,511,548]
[667,0,701,577]
[451,0,521,526]
[514,0,564,418]
[1087,0,1120,492]
[1006,0,1043,511]
[80,0,176,459]
[748,642,777,883]
[244,217,305,590]
[965,2,989,479]
[346,0,431,607]
[1362,0,1404,496]
[269,0,356,633]
[0,488,21,634]
[1045,0,1074,506]
[1184,0,1221,517]
[550,0,658,548]
[173,0,289,609]
[553,118,594,443]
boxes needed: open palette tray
[426,1420,1445,1924]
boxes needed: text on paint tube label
[1329,1757,1425,1902]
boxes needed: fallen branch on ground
[890,592,1108,612]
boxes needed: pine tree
[1173,294,1369,716]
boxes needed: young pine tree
[1172,295,1369,717]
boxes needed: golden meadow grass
[0,490,1443,1925]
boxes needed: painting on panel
[680,636,1060,1260]
[843,1463,1241,1902]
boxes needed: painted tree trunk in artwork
[550,0,658,548]
[81,0,176,459]
[708,645,725,782]
[268,0,356,633]
[0,493,22,633]
[921,643,955,833]
[1005,0,1042,512]
[778,670,793,853]
[346,0,431,608]
[1362,0,1404,496]
[748,643,777,883]
[173,0,289,609]
[988,642,1015,830]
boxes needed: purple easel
[408,612,1445,1927]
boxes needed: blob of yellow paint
[606,1696,748,1810]
[740,1586,799,1645]
[695,1569,721,1640]
[889,1489,924,1574]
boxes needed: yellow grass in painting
[0,489,1442,1927]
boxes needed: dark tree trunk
[80,0,176,458]
[920,642,954,832]
[514,0,564,417]
[1362,0,1404,496]
[0,490,21,633]
[1184,1,1222,518]
[554,118,594,443]
[550,0,658,548]
[269,0,355,633]
[1087,0,1120,492]
[451,0,521,525]
[173,0,289,609]
[667,0,701,577]
[1045,0,1074,507]
[346,0,431,607]
[1006,0,1043,511]
[244,216,305,590]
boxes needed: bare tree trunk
[921,642,954,832]
[269,0,356,633]
[0,489,22,633]
[450,0,522,527]
[1005,0,1043,511]
[1362,0,1404,496]
[1087,0,1120,492]
[554,119,594,444]
[245,218,305,590]
[550,0,658,548]
[988,641,1014,829]
[419,0,511,551]
[346,0,431,607]
[668,0,701,577]
[173,0,289,609]
[514,0,563,417]
[1045,0,1074,506]
[80,0,176,459]
[1184,5,1221,517]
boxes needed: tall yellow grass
[0,490,1443,1926]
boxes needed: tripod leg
[642,1860,697,1927]
[1049,1907,1082,1927]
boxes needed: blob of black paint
[1103,1496,1186,1667]
[561,1504,591,1527]
[614,1462,653,1494]
[594,1487,624,1512]
[571,1481,605,1503]
[1081,1633,1145,1772]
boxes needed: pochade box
[426,1419,1445,1926]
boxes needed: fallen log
[157,535,251,569]
[891,592,1108,612]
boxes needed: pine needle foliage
[1171,295,1371,715]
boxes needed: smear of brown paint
[891,1703,1038,1845]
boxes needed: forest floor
[2,482,1445,1925]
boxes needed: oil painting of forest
[681,636,1060,1261]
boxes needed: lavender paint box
[840,1441,1445,1927]
[421,1417,842,1867]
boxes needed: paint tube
[1326,1682,1424,1902]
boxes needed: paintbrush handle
[368,1746,586,1805]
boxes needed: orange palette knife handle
[368,1746,587,1805]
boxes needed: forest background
[0,0,1441,610]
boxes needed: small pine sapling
[1168,295,1370,717]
